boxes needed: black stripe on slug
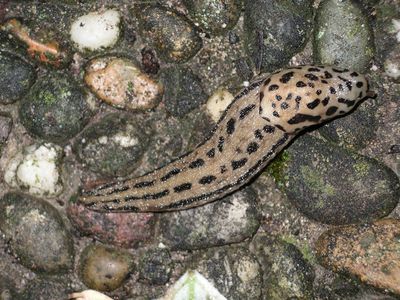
[332,68,349,73]
[206,148,215,158]
[226,118,236,135]
[307,98,320,109]
[247,142,259,154]
[174,183,192,193]
[263,77,271,86]
[95,181,120,191]
[143,189,170,200]
[199,175,217,185]
[279,71,294,83]
[217,136,225,152]
[239,104,256,119]
[287,114,321,124]
[232,158,248,170]
[338,98,355,107]
[134,180,155,188]
[189,158,205,169]
[161,168,181,182]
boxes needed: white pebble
[206,89,234,122]
[4,143,63,197]
[70,10,121,51]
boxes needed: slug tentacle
[79,65,371,212]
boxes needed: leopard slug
[79,65,372,212]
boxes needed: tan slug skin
[79,65,372,212]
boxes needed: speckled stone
[138,248,172,285]
[314,0,375,72]
[159,187,261,250]
[244,0,313,72]
[0,52,35,104]
[67,202,156,248]
[0,192,74,273]
[79,244,134,292]
[250,234,315,300]
[19,73,94,144]
[193,246,262,299]
[269,134,400,225]
[137,5,202,63]
[84,57,163,111]
[0,112,12,154]
[74,113,152,177]
[183,0,241,35]
[316,219,400,295]
[20,276,74,300]
[160,66,208,117]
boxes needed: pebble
[0,51,35,104]
[315,219,400,295]
[74,113,151,177]
[70,9,121,51]
[250,234,315,300]
[0,192,74,273]
[84,57,163,111]
[79,244,134,292]
[0,112,12,153]
[193,246,262,299]
[138,248,172,285]
[183,0,241,35]
[19,73,94,144]
[244,0,313,72]
[206,88,234,122]
[269,134,400,225]
[67,202,155,248]
[159,187,261,250]
[20,276,74,300]
[137,5,202,63]
[160,66,208,117]
[314,0,374,72]
[4,143,63,197]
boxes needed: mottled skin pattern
[79,65,371,212]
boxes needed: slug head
[259,65,371,134]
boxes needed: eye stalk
[259,65,372,134]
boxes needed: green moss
[280,235,316,264]
[39,90,57,105]
[352,161,370,178]
[300,165,336,196]
[266,151,291,187]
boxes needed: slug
[79,65,373,212]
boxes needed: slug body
[80,65,371,212]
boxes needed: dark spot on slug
[326,106,338,116]
[226,118,235,135]
[329,87,336,94]
[287,114,321,124]
[189,158,205,169]
[279,71,294,83]
[307,98,320,109]
[263,125,276,133]
[134,180,155,188]
[239,104,256,119]
[276,95,282,101]
[263,78,271,86]
[161,168,181,182]
[220,165,227,173]
[305,73,319,81]
[143,189,170,200]
[281,102,289,110]
[324,71,333,79]
[321,80,328,84]
[174,183,192,193]
[332,68,348,73]
[275,124,286,132]
[356,81,363,88]
[296,81,307,88]
[322,96,330,106]
[286,93,293,100]
[206,148,215,158]
[350,72,358,77]
[199,175,217,184]
[254,129,263,140]
[217,136,225,152]
[247,142,259,154]
[232,158,248,170]
[273,111,280,117]
[259,91,264,101]
[338,97,355,107]
[269,84,279,91]
[308,67,320,72]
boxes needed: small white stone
[392,19,400,42]
[4,143,63,197]
[206,88,235,122]
[70,10,121,51]
[112,133,138,148]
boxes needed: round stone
[0,192,74,273]
[183,0,241,35]
[159,187,261,250]
[79,244,134,292]
[314,0,375,72]
[0,52,35,104]
[74,113,151,177]
[139,249,172,285]
[244,0,314,72]
[19,73,94,144]
[84,57,163,111]
[269,134,400,225]
[316,219,400,295]
[137,6,202,63]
